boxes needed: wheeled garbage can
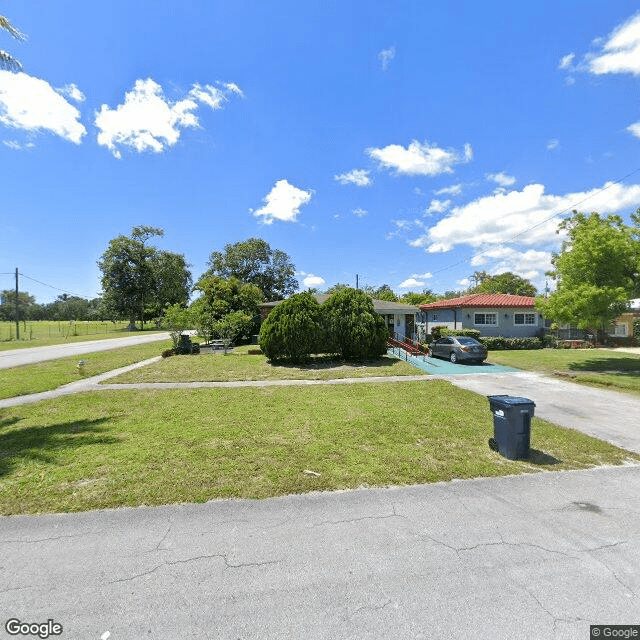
[487,395,535,460]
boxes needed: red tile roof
[420,293,536,310]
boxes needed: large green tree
[191,275,263,343]
[98,226,191,328]
[0,14,25,72]
[204,237,297,301]
[469,272,537,296]
[537,211,640,333]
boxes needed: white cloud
[94,78,241,158]
[486,172,516,187]
[434,183,463,196]
[57,83,85,102]
[426,199,451,214]
[470,246,553,282]
[398,272,432,289]
[558,53,575,70]
[0,71,86,143]
[409,181,640,253]
[334,168,372,186]
[547,138,559,150]
[3,139,34,150]
[302,274,325,288]
[628,122,640,138]
[252,179,312,225]
[188,83,227,109]
[352,207,368,217]
[457,278,471,288]
[587,12,640,76]
[378,46,396,71]
[368,139,472,176]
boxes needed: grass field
[488,348,640,396]
[108,344,425,383]
[0,320,163,351]
[1,381,637,515]
[0,340,171,400]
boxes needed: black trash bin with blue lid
[487,395,536,460]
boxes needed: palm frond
[0,16,26,41]
[0,49,22,72]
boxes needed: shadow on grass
[0,417,116,477]
[273,356,401,371]
[526,448,563,465]
[0,415,22,429]
[568,357,640,375]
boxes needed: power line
[429,165,640,277]
[17,272,96,299]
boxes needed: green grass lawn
[0,381,637,515]
[0,321,163,351]
[108,344,425,383]
[488,348,640,396]
[0,340,172,400]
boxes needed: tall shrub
[259,292,324,363]
[322,288,388,359]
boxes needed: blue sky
[2,1,640,302]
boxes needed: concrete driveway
[445,370,640,454]
[2,465,639,640]
[0,332,171,369]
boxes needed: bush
[430,326,449,341]
[161,348,176,358]
[480,336,543,350]
[322,288,388,359]
[259,292,324,363]
[634,318,640,342]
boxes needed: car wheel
[450,352,457,364]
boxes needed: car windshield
[457,337,480,345]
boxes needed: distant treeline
[0,291,105,322]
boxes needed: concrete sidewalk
[2,465,639,640]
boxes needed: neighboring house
[419,293,543,338]
[260,294,420,340]
[608,298,640,344]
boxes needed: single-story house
[260,294,420,340]
[608,298,639,343]
[419,293,543,338]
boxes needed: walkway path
[0,332,171,369]
[2,465,639,639]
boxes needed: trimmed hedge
[259,292,324,363]
[479,336,543,350]
[323,288,388,359]
[430,326,481,341]
[259,288,388,363]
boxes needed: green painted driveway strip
[387,348,520,375]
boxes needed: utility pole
[356,274,359,290]
[14,267,19,340]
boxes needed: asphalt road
[0,332,171,369]
[2,466,639,640]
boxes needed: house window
[610,324,628,337]
[514,313,536,325]
[474,313,497,326]
[432,313,438,321]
